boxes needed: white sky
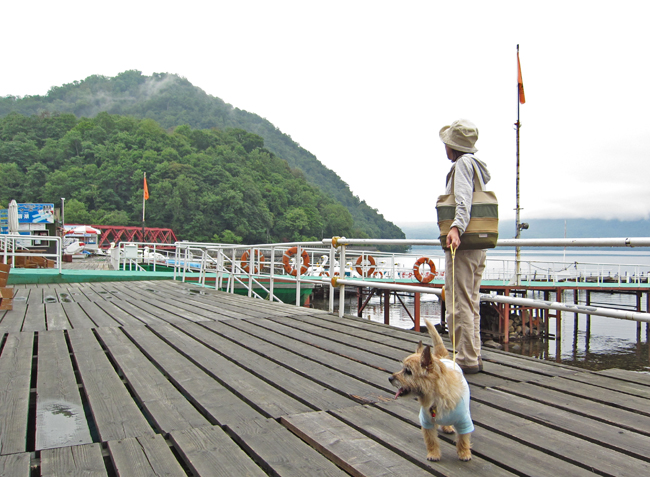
[2,1,649,226]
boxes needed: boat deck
[1,280,649,476]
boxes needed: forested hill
[0,112,362,244]
[0,70,404,242]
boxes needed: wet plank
[36,330,92,450]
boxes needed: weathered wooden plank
[96,327,210,433]
[36,330,92,450]
[472,386,650,462]
[560,370,650,399]
[26,288,43,305]
[0,453,30,476]
[45,303,70,330]
[77,302,123,328]
[0,304,26,333]
[237,317,400,372]
[282,411,434,477]
[143,323,315,419]
[107,435,186,477]
[177,321,360,412]
[117,281,233,321]
[99,296,172,327]
[203,320,393,404]
[470,400,650,476]
[52,285,75,305]
[170,425,267,477]
[0,332,34,455]
[147,282,274,319]
[40,443,107,477]
[92,300,150,326]
[597,368,650,386]
[230,417,349,476]
[227,318,394,393]
[494,380,650,433]
[22,303,46,331]
[330,404,515,476]
[62,302,97,329]
[65,286,90,302]
[67,328,154,441]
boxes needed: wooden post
[414,293,421,332]
[382,290,390,325]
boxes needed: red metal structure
[88,225,178,249]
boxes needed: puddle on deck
[36,400,92,449]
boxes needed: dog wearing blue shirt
[389,319,473,461]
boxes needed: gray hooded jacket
[444,154,491,235]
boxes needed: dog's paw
[440,425,455,434]
[457,451,472,461]
[426,452,441,462]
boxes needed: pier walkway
[1,280,649,476]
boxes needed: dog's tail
[424,318,449,359]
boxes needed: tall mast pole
[515,44,522,285]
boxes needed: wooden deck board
[0,332,33,455]
[107,434,186,477]
[96,326,211,433]
[169,425,268,477]
[36,330,92,450]
[67,328,155,442]
[40,443,107,477]
[1,280,648,476]
[0,453,31,477]
[122,324,268,427]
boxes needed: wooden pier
[1,279,649,476]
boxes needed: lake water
[310,248,650,373]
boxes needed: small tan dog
[389,319,473,461]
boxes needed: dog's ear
[416,341,424,353]
[420,345,432,369]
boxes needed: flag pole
[515,44,522,285]
[142,172,147,243]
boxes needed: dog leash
[450,244,456,364]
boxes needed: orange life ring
[413,257,436,283]
[241,249,265,273]
[355,255,376,277]
[372,271,383,279]
[282,247,310,276]
[320,270,330,277]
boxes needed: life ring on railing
[282,247,310,276]
[413,257,436,283]
[320,270,330,277]
[355,255,376,277]
[241,249,265,274]
[372,271,383,279]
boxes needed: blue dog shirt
[418,359,474,435]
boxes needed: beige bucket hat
[439,119,479,153]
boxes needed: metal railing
[107,236,650,325]
[1,234,62,273]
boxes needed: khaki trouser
[444,249,487,367]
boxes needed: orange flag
[517,50,526,104]
[144,174,150,200]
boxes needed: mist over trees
[0,70,405,246]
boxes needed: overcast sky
[2,1,649,229]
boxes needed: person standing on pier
[439,119,491,374]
